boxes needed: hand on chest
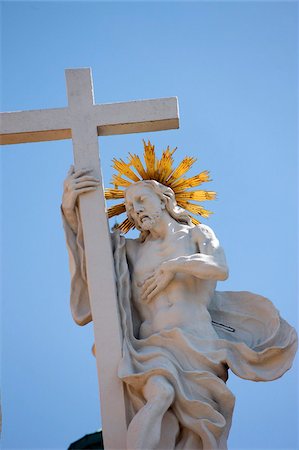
[134,233,197,280]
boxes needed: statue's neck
[146,213,181,241]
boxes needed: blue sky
[1,1,298,449]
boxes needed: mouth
[140,214,150,222]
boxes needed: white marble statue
[62,149,297,449]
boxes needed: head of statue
[124,180,192,241]
[105,141,216,234]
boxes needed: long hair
[125,180,193,242]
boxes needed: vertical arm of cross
[65,69,127,450]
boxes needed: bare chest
[132,233,197,283]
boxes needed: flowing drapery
[63,212,297,449]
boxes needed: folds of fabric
[113,232,297,449]
[62,215,297,449]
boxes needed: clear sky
[1,1,298,449]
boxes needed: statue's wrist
[162,260,176,273]
[61,205,78,233]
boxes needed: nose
[133,200,144,214]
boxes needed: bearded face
[125,184,165,231]
[136,210,162,231]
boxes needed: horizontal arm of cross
[0,108,71,144]
[0,97,179,145]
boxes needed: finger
[144,274,167,299]
[73,168,93,179]
[74,175,100,183]
[142,275,155,289]
[142,282,157,300]
[142,270,156,281]
[142,271,158,286]
[146,286,160,303]
[74,181,100,189]
[142,275,157,292]
[74,187,97,196]
[68,165,75,176]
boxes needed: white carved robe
[63,211,297,450]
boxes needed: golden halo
[105,140,216,233]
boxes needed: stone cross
[0,68,179,450]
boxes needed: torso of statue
[126,225,218,341]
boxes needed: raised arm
[61,165,100,325]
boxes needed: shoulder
[190,223,218,243]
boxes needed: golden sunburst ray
[118,218,135,233]
[112,158,140,182]
[105,141,216,233]
[171,171,211,191]
[190,216,201,225]
[175,190,216,202]
[112,174,133,188]
[107,202,126,219]
[143,140,156,179]
[104,188,125,200]
[167,156,197,184]
[177,200,212,218]
[157,146,176,183]
[129,153,148,179]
